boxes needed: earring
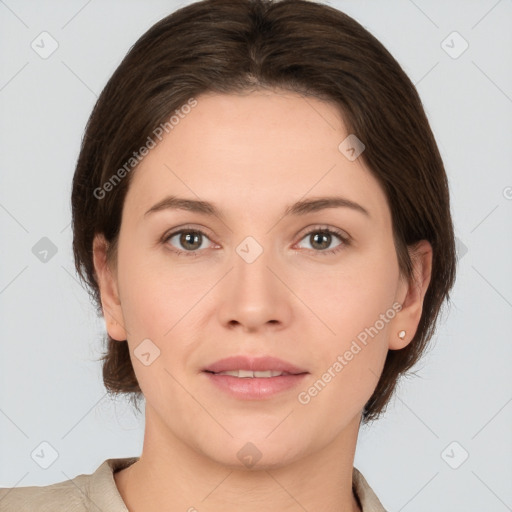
[398,330,406,339]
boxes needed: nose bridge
[232,233,277,301]
[216,233,291,330]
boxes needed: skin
[93,89,432,512]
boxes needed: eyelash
[162,225,351,258]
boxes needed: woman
[0,0,456,510]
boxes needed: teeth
[214,370,287,378]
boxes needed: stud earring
[398,330,406,339]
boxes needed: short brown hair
[71,0,456,422]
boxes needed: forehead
[123,90,391,227]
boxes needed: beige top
[0,457,387,511]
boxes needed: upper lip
[203,356,308,375]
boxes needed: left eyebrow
[283,196,371,218]
[143,195,371,220]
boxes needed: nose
[216,241,293,333]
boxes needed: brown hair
[71,0,456,422]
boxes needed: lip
[202,355,309,400]
[203,355,308,374]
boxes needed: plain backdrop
[0,1,511,510]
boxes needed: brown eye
[296,227,349,255]
[179,232,203,250]
[309,232,333,250]
[164,229,211,255]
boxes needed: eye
[163,228,214,256]
[295,227,350,255]
[162,225,350,257]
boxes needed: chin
[199,432,311,471]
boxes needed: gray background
[1,1,511,510]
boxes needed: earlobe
[389,240,433,350]
[92,234,127,341]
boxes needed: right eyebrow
[144,196,222,219]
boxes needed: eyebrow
[144,195,370,220]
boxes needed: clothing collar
[89,457,386,511]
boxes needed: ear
[389,240,433,350]
[92,233,127,341]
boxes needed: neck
[114,405,362,512]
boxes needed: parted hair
[71,0,456,422]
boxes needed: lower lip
[203,372,308,400]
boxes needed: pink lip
[202,355,309,400]
[203,355,308,374]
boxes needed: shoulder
[353,467,388,512]
[0,476,86,511]
[0,457,139,512]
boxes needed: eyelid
[295,224,351,243]
[161,223,217,243]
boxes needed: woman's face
[95,89,427,468]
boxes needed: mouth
[202,356,309,400]
[204,369,300,378]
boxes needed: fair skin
[93,89,432,512]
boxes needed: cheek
[116,248,209,391]
[294,244,399,404]
[116,243,203,336]
[298,244,400,340]
[296,267,397,421]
